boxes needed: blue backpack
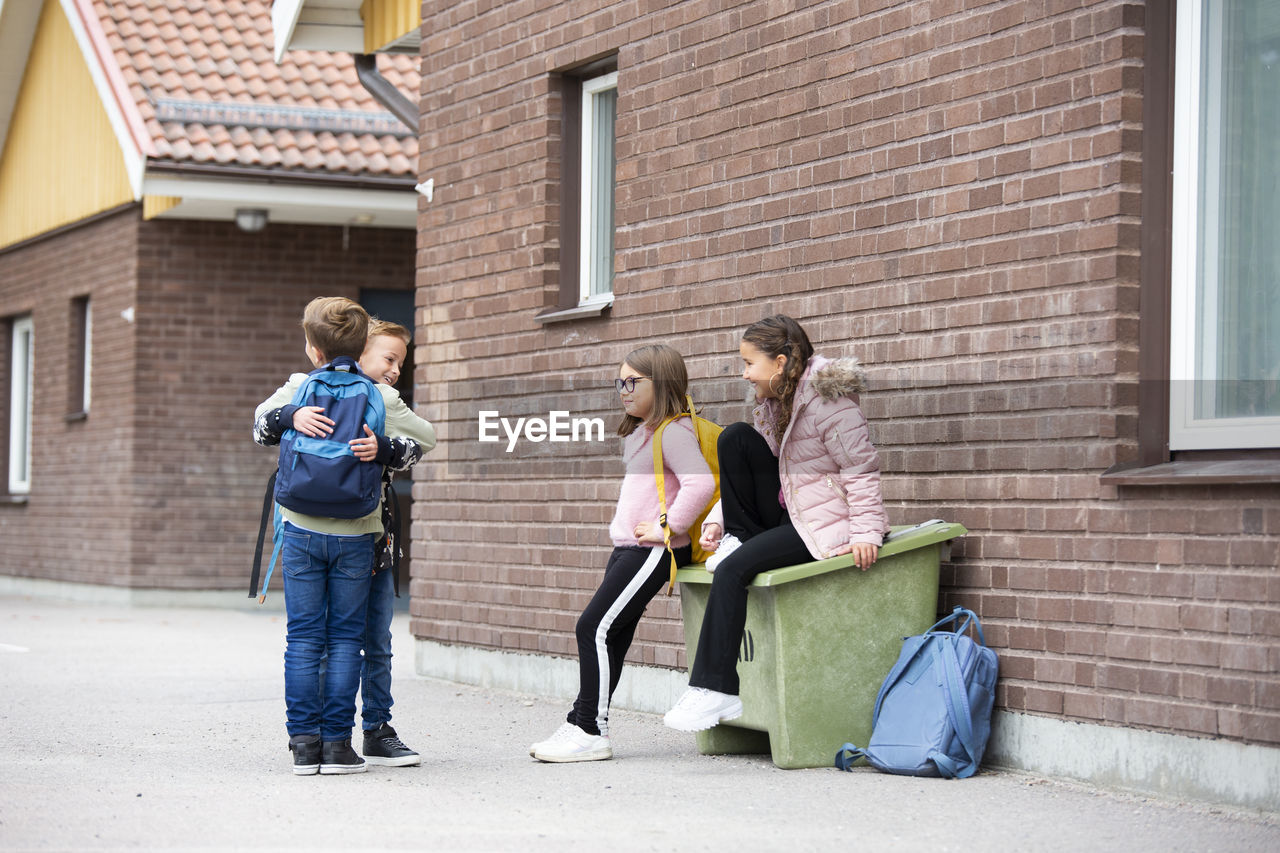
[836,607,999,779]
[273,356,386,519]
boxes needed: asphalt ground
[1,594,1277,852]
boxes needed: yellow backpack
[652,395,722,593]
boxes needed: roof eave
[273,0,365,63]
[140,166,419,230]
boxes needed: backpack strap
[652,395,712,593]
[835,743,867,772]
[928,637,982,778]
[927,605,986,646]
[652,414,683,594]
[322,356,360,373]
[249,469,278,599]
[261,507,285,602]
[388,480,402,598]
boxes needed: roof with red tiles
[92,0,418,179]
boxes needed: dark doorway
[361,289,416,608]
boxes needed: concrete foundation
[416,638,1280,812]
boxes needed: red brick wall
[415,0,1279,747]
[0,209,415,589]
[0,209,139,585]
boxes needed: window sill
[1101,459,1280,485]
[534,296,613,325]
[2,494,29,505]
[65,411,88,423]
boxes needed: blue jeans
[281,524,376,742]
[361,565,395,730]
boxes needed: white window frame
[578,71,618,307]
[1169,0,1280,449]
[9,316,33,494]
[81,299,92,413]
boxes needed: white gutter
[271,0,305,63]
[143,175,411,211]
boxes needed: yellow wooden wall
[0,0,134,249]
[361,0,421,53]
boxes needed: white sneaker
[663,687,744,732]
[529,722,613,763]
[704,533,743,573]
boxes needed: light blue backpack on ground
[836,606,999,779]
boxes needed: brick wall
[415,0,1279,748]
[0,209,139,585]
[0,209,415,589]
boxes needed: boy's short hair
[302,297,369,360]
[368,318,411,347]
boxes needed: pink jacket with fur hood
[709,355,888,560]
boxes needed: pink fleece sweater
[609,418,716,548]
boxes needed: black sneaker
[289,734,320,776]
[319,739,367,775]
[363,723,421,767]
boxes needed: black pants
[570,543,691,736]
[689,423,810,696]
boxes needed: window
[538,63,618,324]
[579,71,617,305]
[1169,0,1280,450]
[69,297,91,417]
[9,316,33,494]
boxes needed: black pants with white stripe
[569,543,692,737]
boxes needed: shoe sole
[531,748,613,763]
[319,764,368,775]
[292,764,319,776]
[664,701,744,733]
[364,754,421,767]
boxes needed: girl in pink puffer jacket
[664,315,889,733]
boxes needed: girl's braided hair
[743,314,814,438]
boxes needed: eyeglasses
[614,377,650,394]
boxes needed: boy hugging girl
[254,297,435,776]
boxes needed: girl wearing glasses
[663,314,888,732]
[530,344,715,762]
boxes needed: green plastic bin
[675,520,967,769]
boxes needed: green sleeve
[255,374,305,421]
[379,385,437,452]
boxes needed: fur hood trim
[807,355,869,399]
